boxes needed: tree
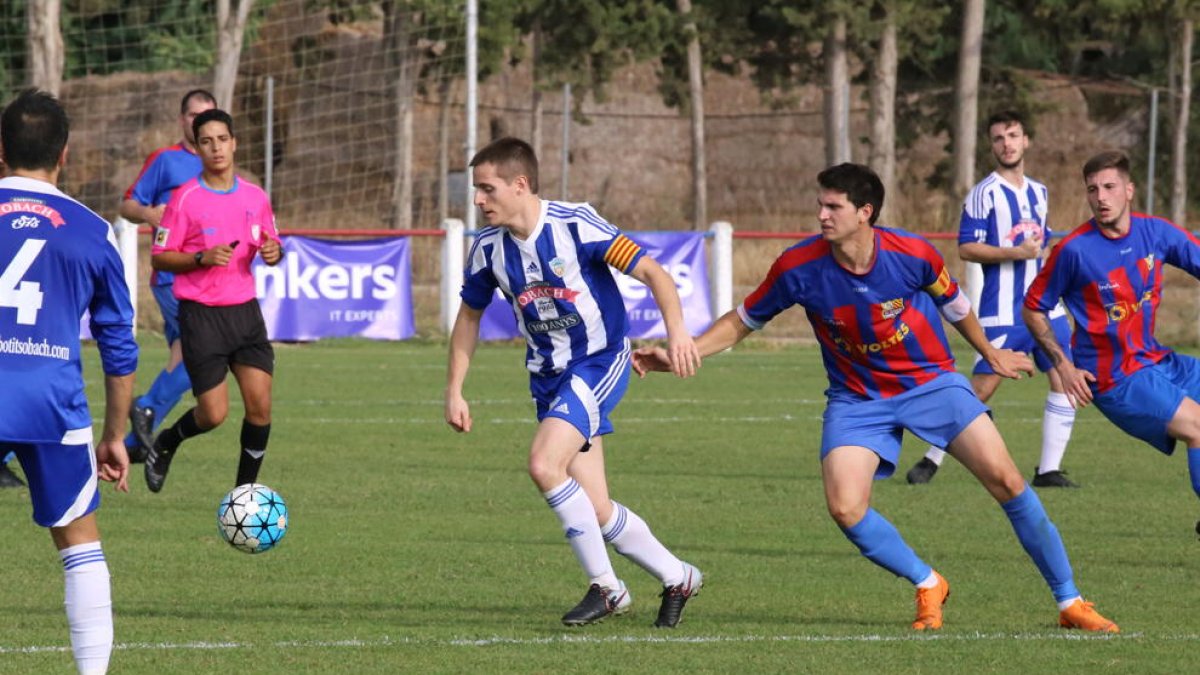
[677,0,707,230]
[952,0,985,199]
[1169,16,1192,226]
[868,1,897,224]
[824,11,851,165]
[214,0,255,110]
[26,0,62,95]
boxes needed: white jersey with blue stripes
[958,171,1063,327]
[461,200,645,375]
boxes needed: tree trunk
[26,0,63,96]
[214,0,255,110]
[677,0,707,230]
[869,4,898,225]
[823,15,851,166]
[952,0,985,198]
[1170,18,1193,226]
[530,23,544,159]
[437,75,452,225]
[386,5,419,230]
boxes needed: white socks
[601,502,685,586]
[923,447,947,466]
[61,542,112,675]
[1040,392,1075,473]
[544,479,619,589]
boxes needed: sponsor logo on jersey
[528,314,582,333]
[1006,219,1043,243]
[832,322,912,355]
[880,298,905,320]
[517,281,580,307]
[0,199,65,227]
[1105,290,1154,323]
[10,215,40,230]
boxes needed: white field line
[0,630,1170,655]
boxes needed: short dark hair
[817,163,885,225]
[986,110,1027,135]
[180,89,217,115]
[469,137,539,193]
[1082,150,1131,181]
[1,89,68,172]
[192,108,235,143]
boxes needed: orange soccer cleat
[912,571,951,630]
[1058,598,1119,633]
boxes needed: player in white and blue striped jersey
[906,110,1077,488]
[446,137,703,628]
[0,90,137,675]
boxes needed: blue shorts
[822,372,989,479]
[530,341,631,443]
[974,315,1072,375]
[1093,352,1200,455]
[152,282,181,344]
[2,429,100,527]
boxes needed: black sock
[158,408,209,454]
[236,420,271,486]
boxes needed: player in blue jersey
[1025,150,1200,534]
[445,137,704,628]
[0,89,138,675]
[906,111,1078,488]
[635,163,1117,633]
[117,89,216,462]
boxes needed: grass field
[3,337,1200,673]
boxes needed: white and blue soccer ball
[217,483,288,554]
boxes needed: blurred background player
[144,108,283,493]
[1025,151,1200,534]
[118,89,217,462]
[0,89,138,675]
[635,163,1116,633]
[906,110,1077,488]
[445,137,704,628]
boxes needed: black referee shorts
[178,299,275,397]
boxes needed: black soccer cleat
[906,458,939,485]
[128,405,156,464]
[0,462,25,489]
[561,582,631,626]
[1032,468,1080,488]
[655,563,703,628]
[143,437,176,493]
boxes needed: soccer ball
[217,483,288,554]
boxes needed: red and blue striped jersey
[1025,214,1200,393]
[739,226,960,402]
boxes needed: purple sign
[254,236,415,341]
[478,231,711,341]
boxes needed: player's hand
[1054,361,1096,408]
[207,243,237,267]
[632,346,672,378]
[1015,235,1042,260]
[986,348,1034,380]
[666,334,702,378]
[260,238,283,265]
[94,439,129,493]
[445,393,472,433]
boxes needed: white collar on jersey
[0,175,67,199]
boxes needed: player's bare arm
[959,236,1042,263]
[97,372,135,492]
[632,310,751,377]
[445,304,483,432]
[950,310,1034,380]
[628,256,701,378]
[152,242,238,272]
[1023,305,1094,407]
[117,199,165,227]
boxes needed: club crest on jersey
[154,227,170,247]
[251,224,262,242]
[0,199,65,227]
[549,256,567,277]
[880,298,905,319]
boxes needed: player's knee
[527,455,566,490]
[825,500,868,529]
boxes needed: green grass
[3,337,1199,673]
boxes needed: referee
[145,108,283,493]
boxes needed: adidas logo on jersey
[553,402,570,414]
[526,261,539,274]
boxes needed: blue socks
[125,364,192,449]
[1001,486,1079,603]
[841,508,932,585]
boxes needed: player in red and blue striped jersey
[907,111,1078,488]
[446,137,704,628]
[1025,151,1200,534]
[635,163,1116,633]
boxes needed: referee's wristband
[194,251,205,267]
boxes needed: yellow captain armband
[604,235,642,272]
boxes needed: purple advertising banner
[479,231,711,341]
[253,236,415,341]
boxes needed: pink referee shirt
[153,175,279,306]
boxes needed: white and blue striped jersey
[0,176,138,443]
[957,172,1062,327]
[461,200,645,375]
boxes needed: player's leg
[126,284,192,459]
[0,450,24,488]
[231,362,273,487]
[947,414,1117,632]
[906,370,1001,485]
[1031,317,1078,487]
[12,439,115,673]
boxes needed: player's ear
[58,144,68,170]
